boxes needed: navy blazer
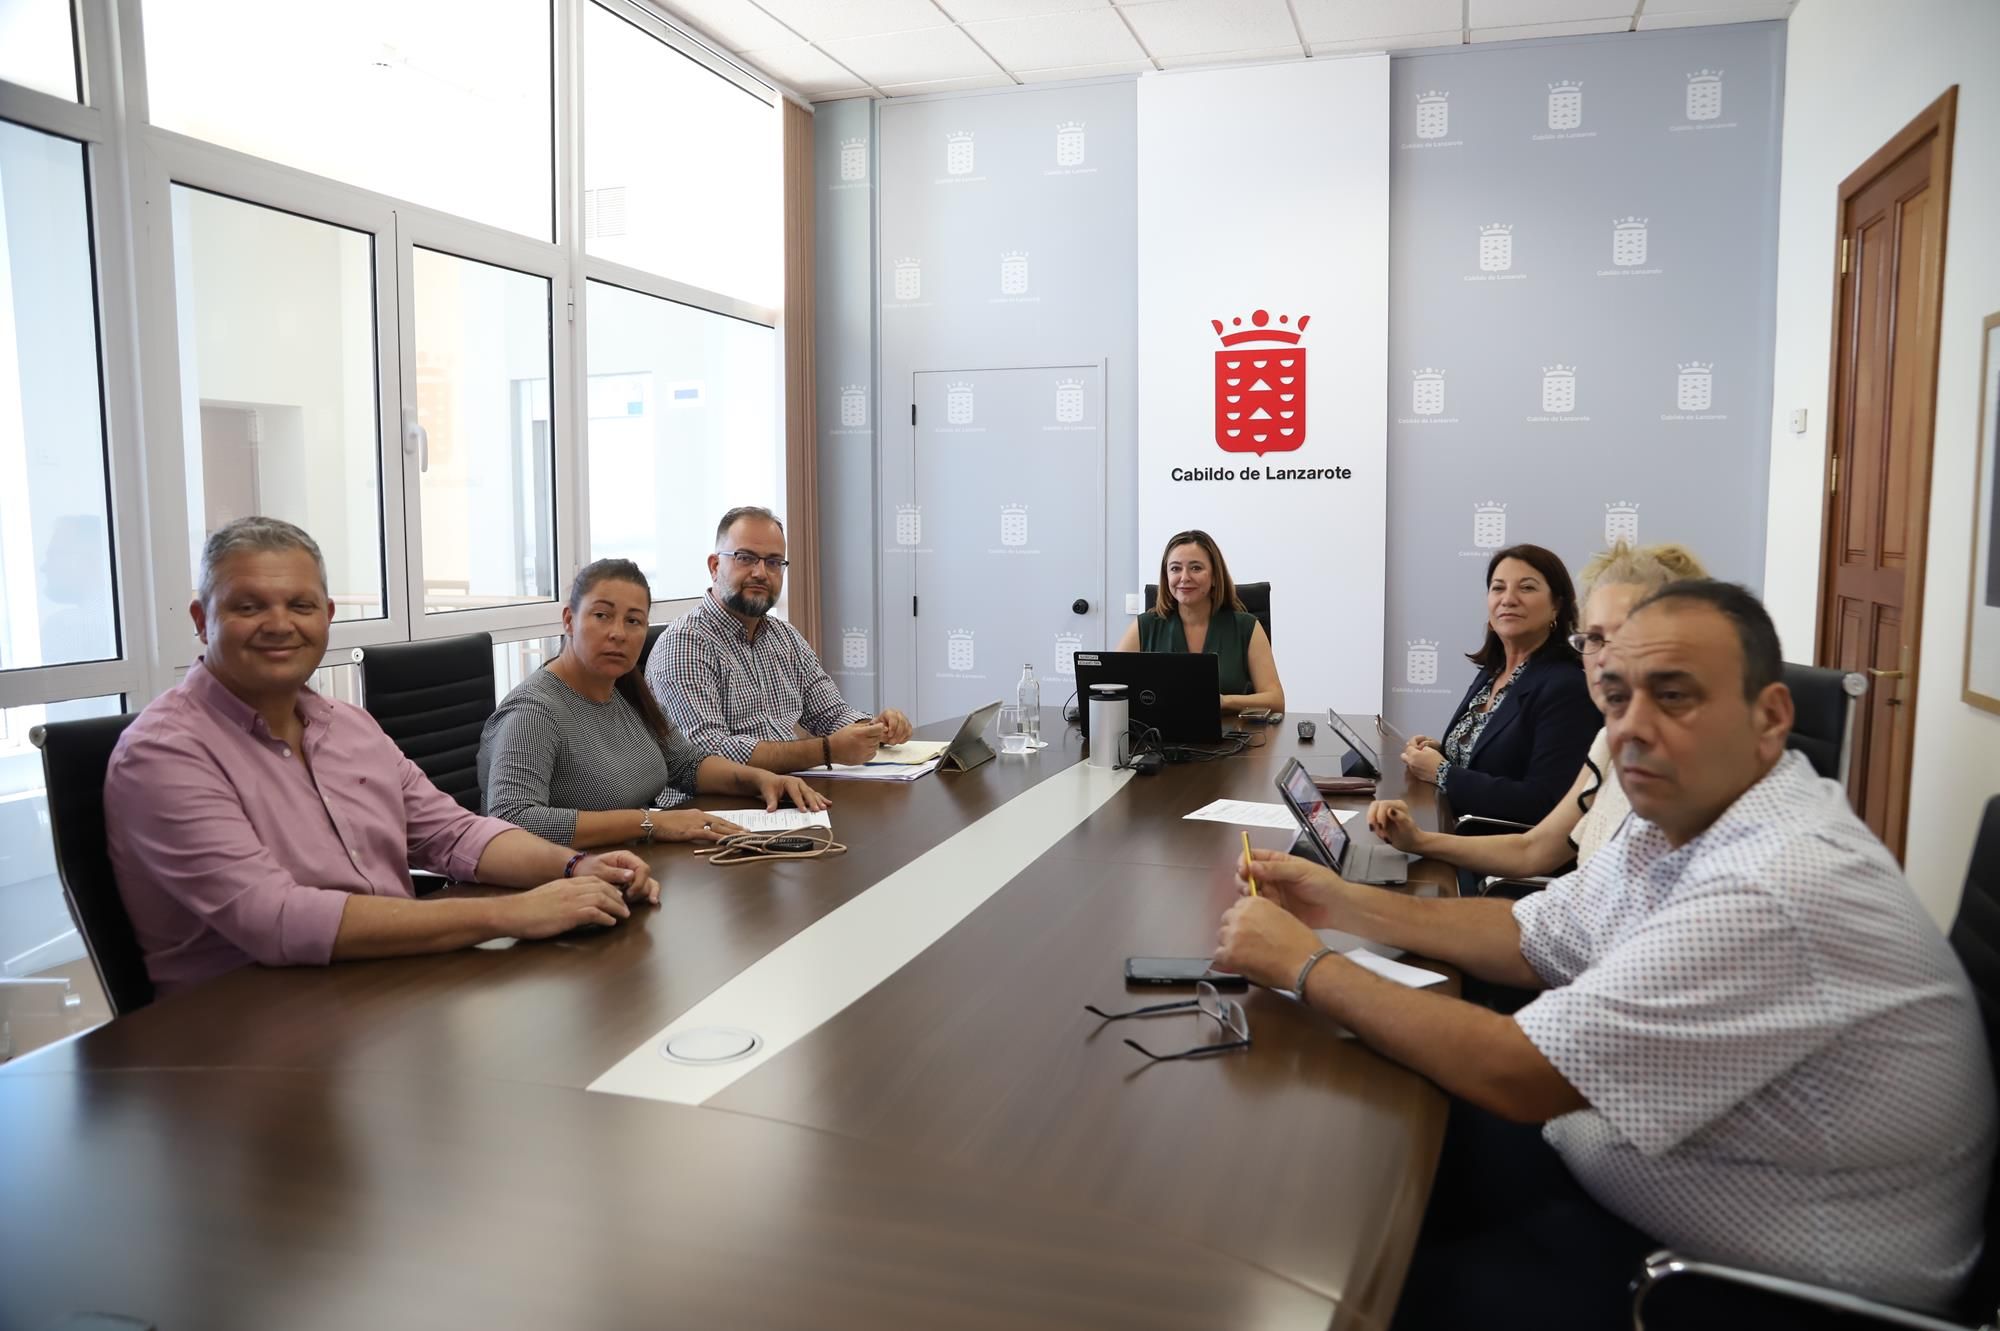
[1437,651,1599,826]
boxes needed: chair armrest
[1454,814,1534,836]
[1632,1249,1978,1331]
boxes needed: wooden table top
[2,712,1455,1331]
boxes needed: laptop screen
[1277,759,1349,864]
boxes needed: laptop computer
[940,700,1003,773]
[1323,710,1383,779]
[1274,757,1408,885]
[1072,651,1222,744]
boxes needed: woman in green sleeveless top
[1114,529,1285,715]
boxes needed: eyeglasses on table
[1084,980,1252,1062]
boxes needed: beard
[724,584,774,619]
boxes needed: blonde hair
[1578,541,1708,601]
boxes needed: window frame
[1,0,786,710]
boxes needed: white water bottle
[1017,664,1041,744]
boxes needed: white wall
[1765,0,2000,924]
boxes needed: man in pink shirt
[106,516,659,995]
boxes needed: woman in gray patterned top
[480,560,829,849]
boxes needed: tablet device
[1323,711,1382,777]
[941,700,1003,772]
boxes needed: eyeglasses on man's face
[718,550,790,572]
[1084,980,1251,1062]
[1568,630,1611,655]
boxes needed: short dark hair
[716,506,783,547]
[1467,543,1581,671]
[1629,579,1784,700]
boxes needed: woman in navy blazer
[1401,543,1599,827]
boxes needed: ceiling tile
[1116,0,1301,59]
[1291,0,1461,44]
[1154,46,1308,69]
[1469,16,1632,40]
[754,0,953,42]
[821,23,1004,83]
[964,8,1146,67]
[1309,28,1464,54]
[1636,3,1792,27]
[737,42,874,93]
[876,72,1018,94]
[656,0,804,50]
[1468,0,1632,23]
[937,0,1112,18]
[1015,56,1155,80]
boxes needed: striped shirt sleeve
[649,621,760,767]
[789,625,870,737]
[478,695,582,846]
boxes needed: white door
[905,366,1105,725]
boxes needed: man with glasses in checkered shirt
[647,506,912,774]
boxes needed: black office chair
[1140,581,1272,642]
[1782,663,1868,784]
[640,623,667,676]
[32,714,154,1016]
[1629,794,2000,1330]
[357,631,495,811]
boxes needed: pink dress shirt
[105,659,519,994]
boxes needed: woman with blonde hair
[1114,528,1284,714]
[1366,540,1708,883]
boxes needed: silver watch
[639,808,659,843]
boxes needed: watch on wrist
[639,808,660,843]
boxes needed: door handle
[1071,598,1089,615]
[403,414,429,473]
[1865,669,1903,679]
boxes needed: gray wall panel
[1385,25,1783,732]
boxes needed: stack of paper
[704,809,833,833]
[817,739,949,782]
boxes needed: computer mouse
[1298,720,1316,742]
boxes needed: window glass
[413,248,555,615]
[494,634,563,701]
[144,0,553,239]
[0,695,124,978]
[585,281,778,600]
[173,186,385,621]
[584,2,778,302]
[0,122,117,672]
[0,0,79,102]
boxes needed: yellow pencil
[1242,831,1259,897]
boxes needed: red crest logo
[1212,309,1308,455]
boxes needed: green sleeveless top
[1136,609,1257,696]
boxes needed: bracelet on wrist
[1293,946,1336,1000]
[563,851,587,878]
[822,736,833,769]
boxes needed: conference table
[1,712,1461,1331]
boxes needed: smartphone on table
[1124,956,1249,989]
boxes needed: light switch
[1124,592,1143,614]
[1790,408,1809,434]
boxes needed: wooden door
[1817,89,1957,861]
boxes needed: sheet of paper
[871,740,949,763]
[1342,948,1448,990]
[816,757,942,781]
[705,808,833,833]
[1183,798,1351,831]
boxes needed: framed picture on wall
[1966,312,2000,715]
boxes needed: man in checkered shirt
[1217,580,1996,1328]
[648,507,912,774]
